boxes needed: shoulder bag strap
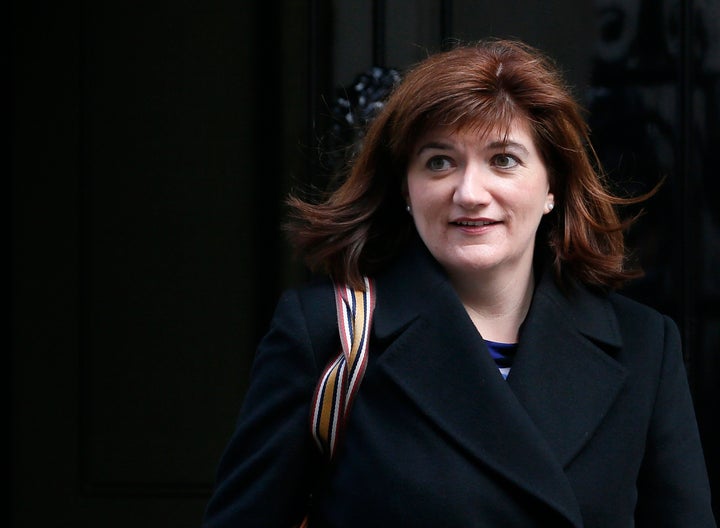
[297,278,376,527]
[309,277,376,459]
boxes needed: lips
[453,220,497,226]
[451,219,499,226]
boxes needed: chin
[442,255,504,276]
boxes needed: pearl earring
[406,204,412,214]
[547,202,554,212]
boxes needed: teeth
[457,220,494,226]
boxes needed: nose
[453,161,492,208]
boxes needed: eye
[426,156,453,171]
[492,153,520,169]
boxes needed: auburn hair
[285,39,647,290]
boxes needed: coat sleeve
[635,316,716,527]
[202,288,326,528]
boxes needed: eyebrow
[486,140,530,155]
[415,141,454,155]
[415,139,531,156]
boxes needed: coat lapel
[508,272,627,467]
[371,243,585,527]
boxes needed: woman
[203,40,715,527]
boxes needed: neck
[449,263,535,343]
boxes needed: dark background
[10,0,719,525]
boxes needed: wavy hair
[286,39,648,290]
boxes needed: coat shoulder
[607,290,662,317]
[287,276,340,368]
[604,291,682,381]
[607,291,678,337]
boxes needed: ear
[544,192,555,214]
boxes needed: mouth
[451,220,499,226]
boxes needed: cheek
[406,174,424,202]
[408,175,453,205]
[407,179,428,210]
[409,186,447,224]
[504,188,549,223]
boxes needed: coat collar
[371,241,627,527]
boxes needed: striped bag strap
[309,277,376,459]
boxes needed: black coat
[203,244,715,527]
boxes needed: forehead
[411,117,537,153]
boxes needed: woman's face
[405,118,554,282]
